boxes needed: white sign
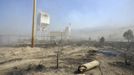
[37,11,50,31]
[40,12,50,25]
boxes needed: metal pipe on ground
[78,60,100,73]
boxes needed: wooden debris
[78,60,100,73]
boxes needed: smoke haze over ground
[0,0,134,44]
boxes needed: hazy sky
[0,0,134,34]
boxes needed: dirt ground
[0,45,133,75]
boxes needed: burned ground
[0,43,133,75]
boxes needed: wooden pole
[31,0,36,48]
[78,60,100,73]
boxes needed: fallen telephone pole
[78,60,100,73]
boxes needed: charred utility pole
[31,0,36,47]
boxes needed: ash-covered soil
[0,45,133,75]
